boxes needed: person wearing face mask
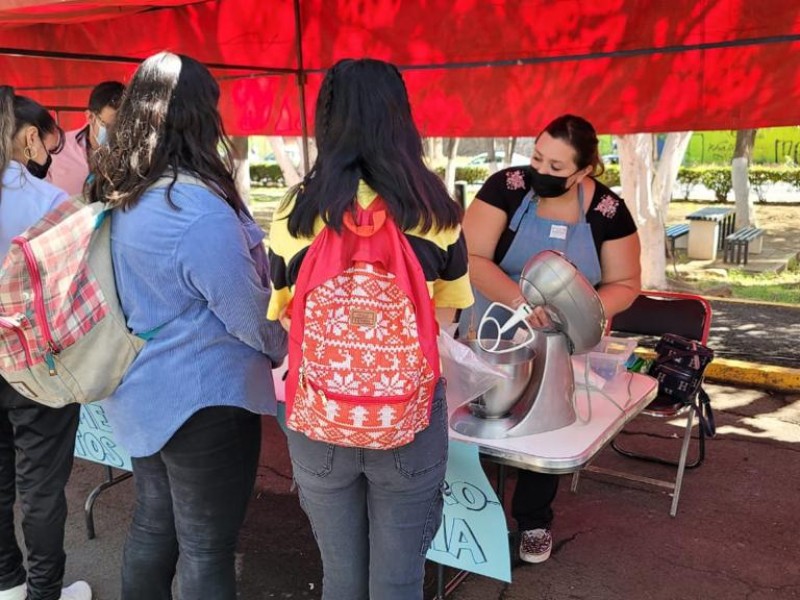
[459,114,641,565]
[0,87,92,600]
[48,80,124,196]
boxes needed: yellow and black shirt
[267,181,473,320]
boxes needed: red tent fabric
[2,0,799,135]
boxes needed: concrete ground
[56,381,799,600]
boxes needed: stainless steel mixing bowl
[459,339,536,419]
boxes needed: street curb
[636,349,799,394]
[704,358,800,393]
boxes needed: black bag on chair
[648,333,716,437]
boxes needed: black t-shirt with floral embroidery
[476,167,638,264]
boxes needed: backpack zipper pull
[44,352,57,376]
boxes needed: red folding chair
[572,290,714,516]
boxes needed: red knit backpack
[285,198,440,449]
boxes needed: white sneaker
[60,581,92,600]
[0,583,26,600]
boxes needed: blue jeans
[287,382,448,600]
[120,406,261,600]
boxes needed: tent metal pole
[0,46,298,75]
[293,0,311,175]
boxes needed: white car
[467,152,529,167]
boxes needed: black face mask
[26,152,52,180]
[529,166,577,198]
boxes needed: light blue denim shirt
[105,181,287,457]
[1,161,67,257]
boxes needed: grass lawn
[689,258,800,305]
[251,187,286,203]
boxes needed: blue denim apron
[460,184,602,338]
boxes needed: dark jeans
[286,381,448,600]
[512,471,559,531]
[121,406,261,600]
[0,379,80,600]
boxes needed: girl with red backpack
[268,59,473,600]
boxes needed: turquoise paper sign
[74,404,132,471]
[427,440,511,582]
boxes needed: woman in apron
[460,115,641,563]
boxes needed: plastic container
[585,336,637,382]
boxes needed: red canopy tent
[1,0,800,137]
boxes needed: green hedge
[596,165,620,188]
[676,166,800,202]
[433,166,490,184]
[745,166,800,202]
[597,165,800,202]
[430,164,800,202]
[250,163,285,186]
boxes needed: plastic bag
[438,330,511,406]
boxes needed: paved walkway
[56,381,800,599]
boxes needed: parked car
[467,151,529,167]
[602,153,619,165]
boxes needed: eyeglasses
[93,113,110,128]
[42,125,66,155]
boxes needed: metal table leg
[85,466,133,540]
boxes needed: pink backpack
[0,198,144,407]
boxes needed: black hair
[0,85,64,178]
[283,58,461,237]
[88,81,125,113]
[539,114,604,177]
[89,52,245,214]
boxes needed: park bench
[723,226,764,265]
[665,223,690,275]
[665,223,690,257]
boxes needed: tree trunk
[295,136,317,177]
[433,138,445,162]
[618,132,693,290]
[653,132,693,214]
[230,136,251,206]
[501,137,518,168]
[444,138,461,194]
[488,138,498,173]
[268,136,302,187]
[732,129,757,228]
[618,134,665,289]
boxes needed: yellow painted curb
[635,349,799,394]
[704,358,800,393]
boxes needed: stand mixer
[450,250,605,439]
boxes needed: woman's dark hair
[283,58,461,237]
[0,85,64,179]
[538,114,604,177]
[89,52,244,213]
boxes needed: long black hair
[89,52,244,213]
[283,58,461,237]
